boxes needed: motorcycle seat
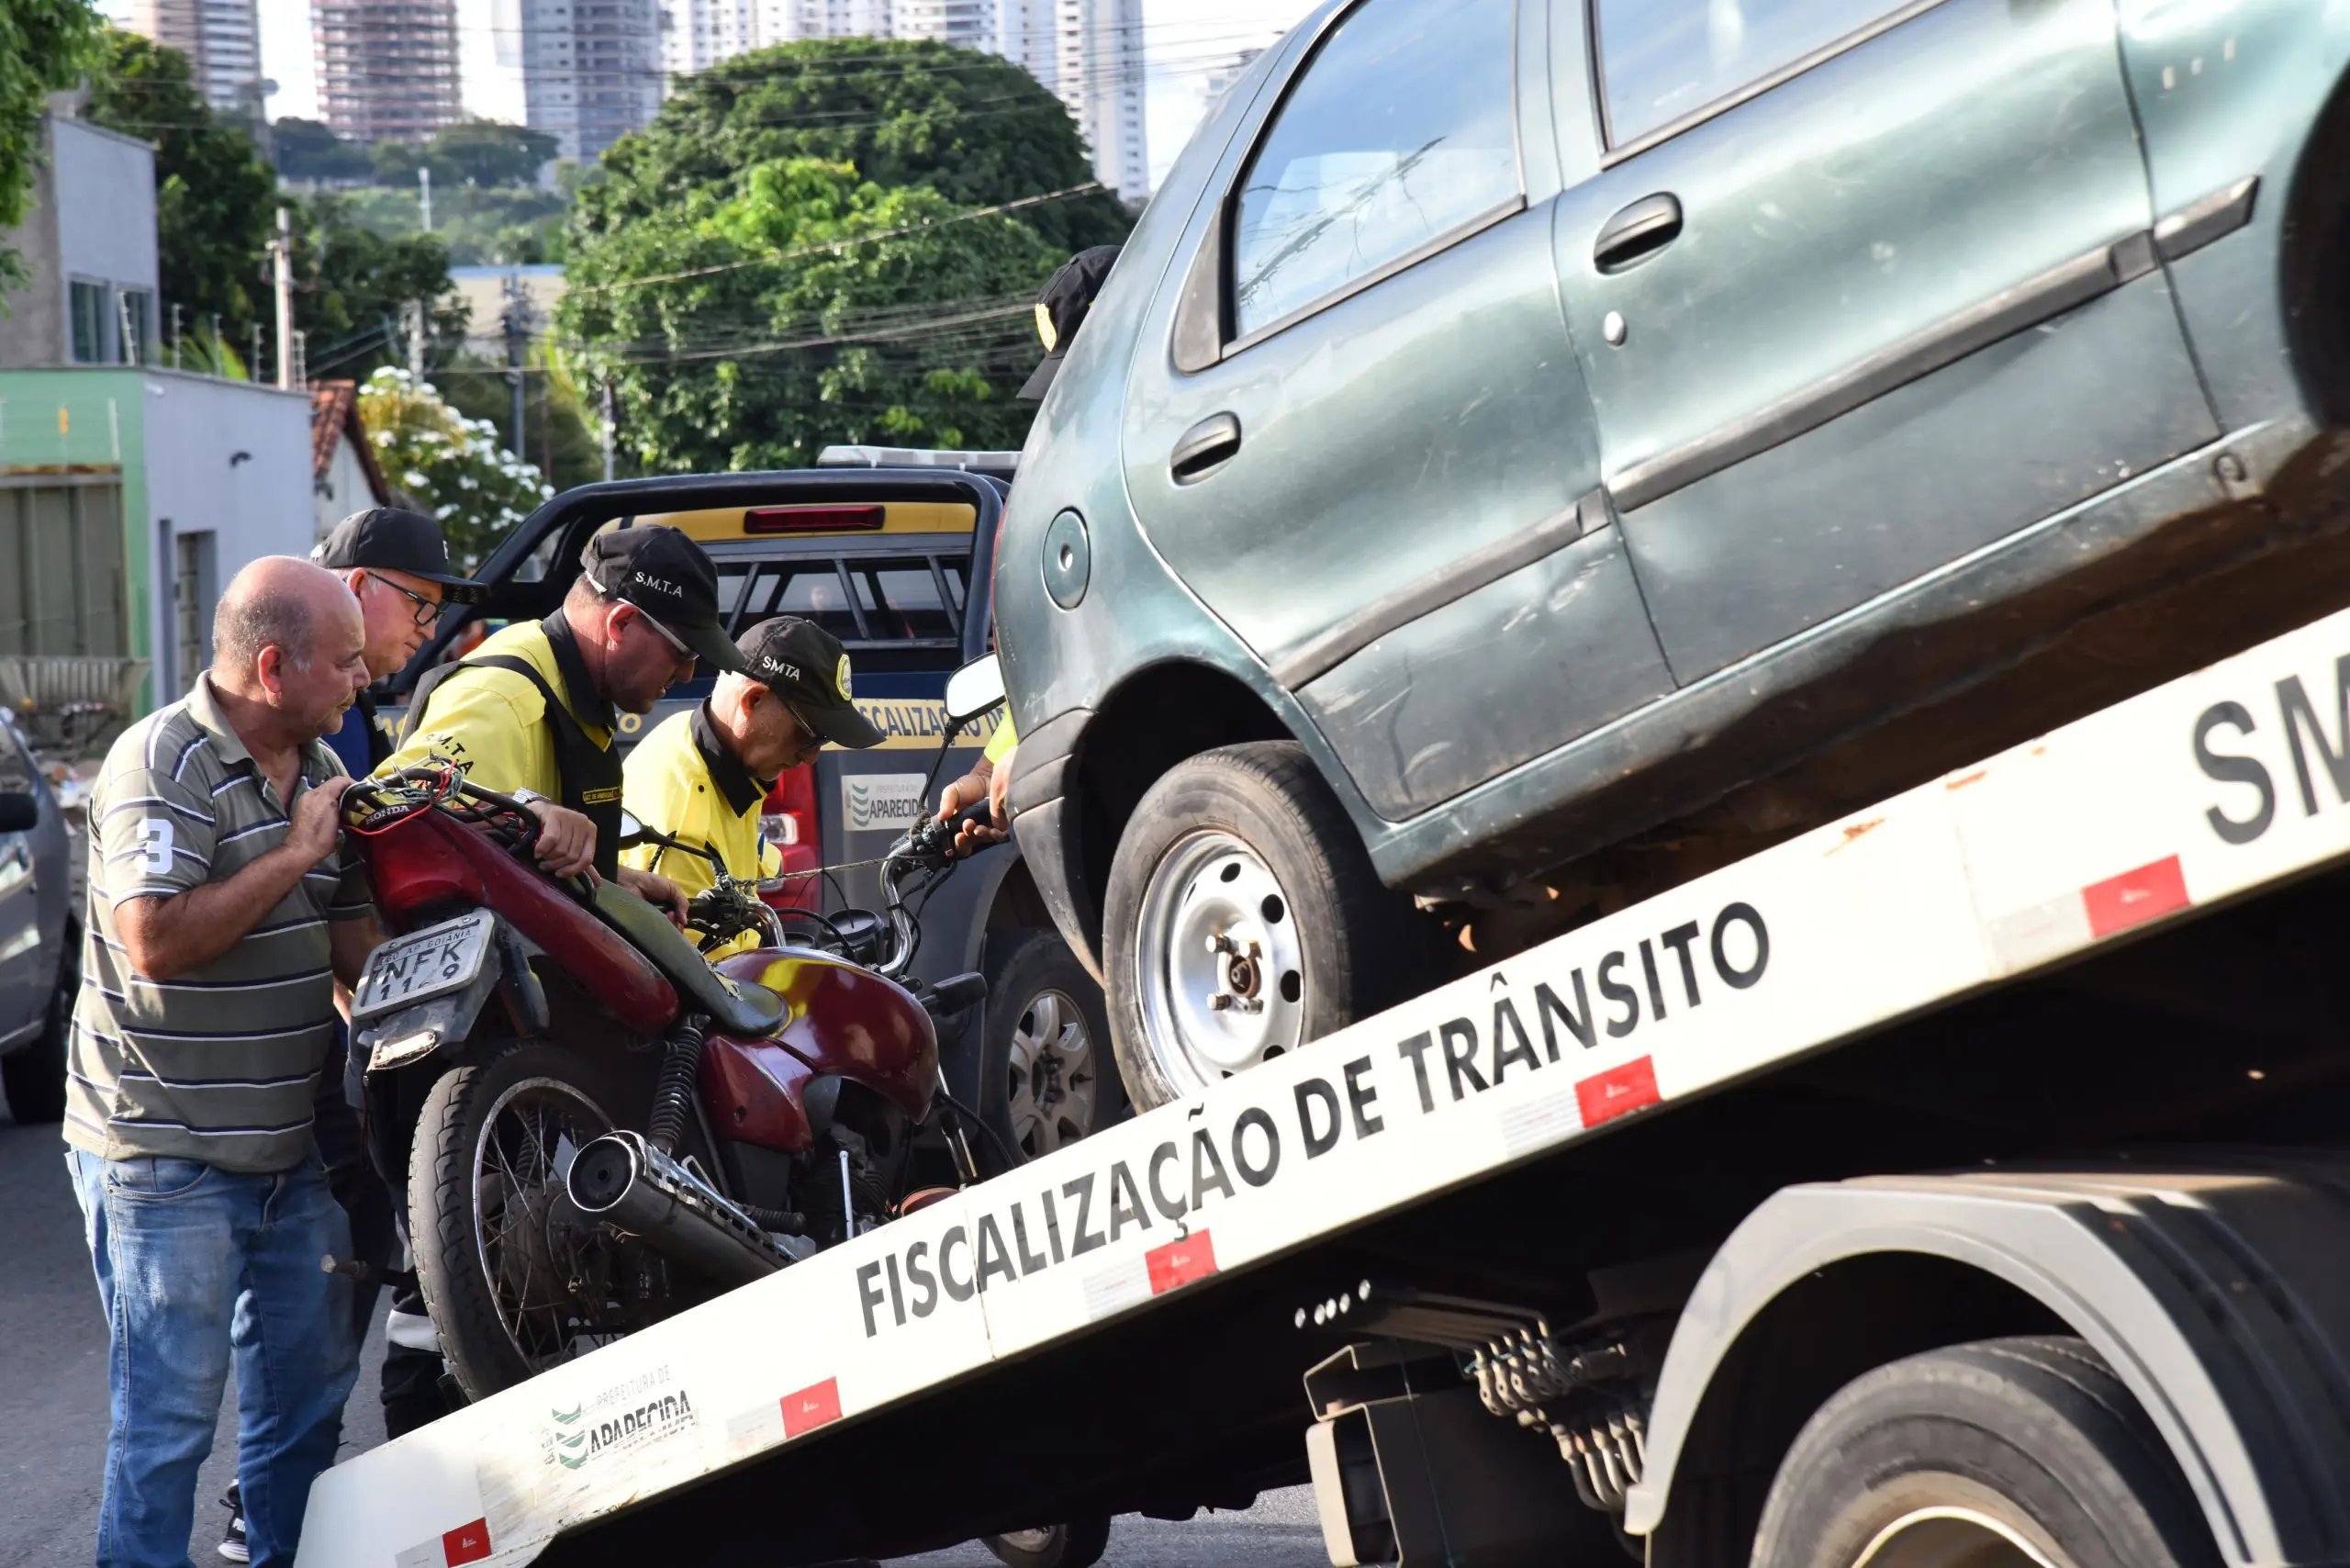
[590,879,785,1037]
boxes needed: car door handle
[1170,413,1242,486]
[1594,193,1684,274]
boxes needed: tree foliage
[84,30,276,342]
[357,367,552,568]
[272,117,372,182]
[563,156,1065,473]
[373,120,561,189]
[0,0,106,286]
[575,38,1130,260]
[290,195,468,382]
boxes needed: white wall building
[457,0,664,160]
[0,116,162,371]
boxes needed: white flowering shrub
[356,367,554,569]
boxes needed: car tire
[1103,741,1432,1111]
[980,1516,1113,1568]
[1751,1336,2220,1568]
[957,927,1123,1172]
[2,923,76,1123]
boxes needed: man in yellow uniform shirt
[383,525,744,919]
[621,616,884,950]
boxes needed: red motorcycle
[342,760,989,1399]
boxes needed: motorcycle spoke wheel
[471,1077,615,1374]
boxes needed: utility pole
[503,269,528,455]
[250,322,264,382]
[406,298,427,379]
[601,375,615,482]
[419,167,433,231]
[273,206,295,388]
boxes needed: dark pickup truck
[375,457,1122,1168]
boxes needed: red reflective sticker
[1146,1231,1218,1294]
[442,1519,491,1566]
[782,1378,843,1438]
[2081,856,2189,939]
[1576,1058,1661,1127]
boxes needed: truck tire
[960,927,1124,1170]
[1751,1336,2220,1568]
[2,923,76,1123]
[1103,742,1429,1110]
[409,1043,625,1400]
[981,1516,1113,1568]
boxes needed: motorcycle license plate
[353,911,494,1018]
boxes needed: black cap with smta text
[581,525,746,674]
[313,508,487,603]
[736,617,883,749]
[1018,245,1121,401]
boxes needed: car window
[736,562,864,642]
[845,561,960,644]
[1595,0,1910,146]
[1229,0,1519,340]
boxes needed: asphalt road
[0,1098,1326,1568]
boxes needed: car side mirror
[945,655,1006,727]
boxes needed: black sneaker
[218,1480,249,1562]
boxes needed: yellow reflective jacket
[620,706,781,957]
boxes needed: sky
[155,0,1316,188]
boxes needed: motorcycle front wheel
[408,1042,649,1400]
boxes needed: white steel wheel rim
[1005,986,1097,1158]
[1849,1506,2065,1568]
[1135,829,1306,1092]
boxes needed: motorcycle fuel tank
[356,807,679,1036]
[699,949,938,1153]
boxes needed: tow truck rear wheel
[980,1516,1112,1568]
[1751,1337,2219,1568]
[1103,742,1430,1110]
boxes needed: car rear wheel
[966,928,1123,1170]
[1103,742,1431,1111]
[981,1516,1112,1568]
[1751,1337,2220,1568]
[2,924,76,1123]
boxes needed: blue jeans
[69,1149,359,1568]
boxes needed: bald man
[64,556,376,1568]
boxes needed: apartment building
[458,0,665,160]
[127,0,264,118]
[314,0,463,140]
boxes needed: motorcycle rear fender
[355,919,548,1077]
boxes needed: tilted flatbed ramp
[297,604,2350,1568]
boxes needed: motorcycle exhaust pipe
[567,1129,789,1289]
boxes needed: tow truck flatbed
[298,602,2350,1568]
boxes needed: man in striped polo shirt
[64,556,379,1568]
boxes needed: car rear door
[1550,0,2221,684]
[1118,0,1678,823]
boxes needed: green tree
[357,367,552,568]
[273,117,372,182]
[290,193,466,382]
[84,30,275,349]
[562,156,1063,473]
[375,119,560,188]
[575,38,1129,261]
[0,0,106,287]
[438,347,606,493]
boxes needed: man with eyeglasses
[382,524,740,923]
[313,508,487,779]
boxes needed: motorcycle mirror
[944,655,1006,727]
[617,811,649,847]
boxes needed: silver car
[0,711,75,1123]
